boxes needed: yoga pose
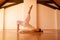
[17,5,43,32]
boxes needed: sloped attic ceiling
[0,0,23,8]
[0,0,6,6]
[54,0,60,6]
[37,0,60,10]
[0,0,60,9]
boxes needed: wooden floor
[0,29,59,40]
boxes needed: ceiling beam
[0,0,7,7]
[0,0,23,8]
[54,0,60,6]
[39,3,59,9]
[37,1,53,4]
[51,0,60,9]
[2,3,19,8]
[37,0,60,10]
[6,0,23,3]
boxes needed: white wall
[5,3,24,29]
[5,0,37,29]
[0,8,4,31]
[37,4,57,29]
[24,0,37,28]
[57,10,60,29]
[1,0,60,30]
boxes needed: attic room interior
[0,0,60,40]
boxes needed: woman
[17,5,43,32]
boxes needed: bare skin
[17,5,40,32]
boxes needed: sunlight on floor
[0,29,58,40]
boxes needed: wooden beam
[6,0,23,3]
[37,0,60,10]
[0,0,23,8]
[51,0,60,9]
[38,2,60,10]
[54,0,60,6]
[0,0,7,7]
[37,1,53,4]
[37,0,50,2]
[1,3,19,8]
